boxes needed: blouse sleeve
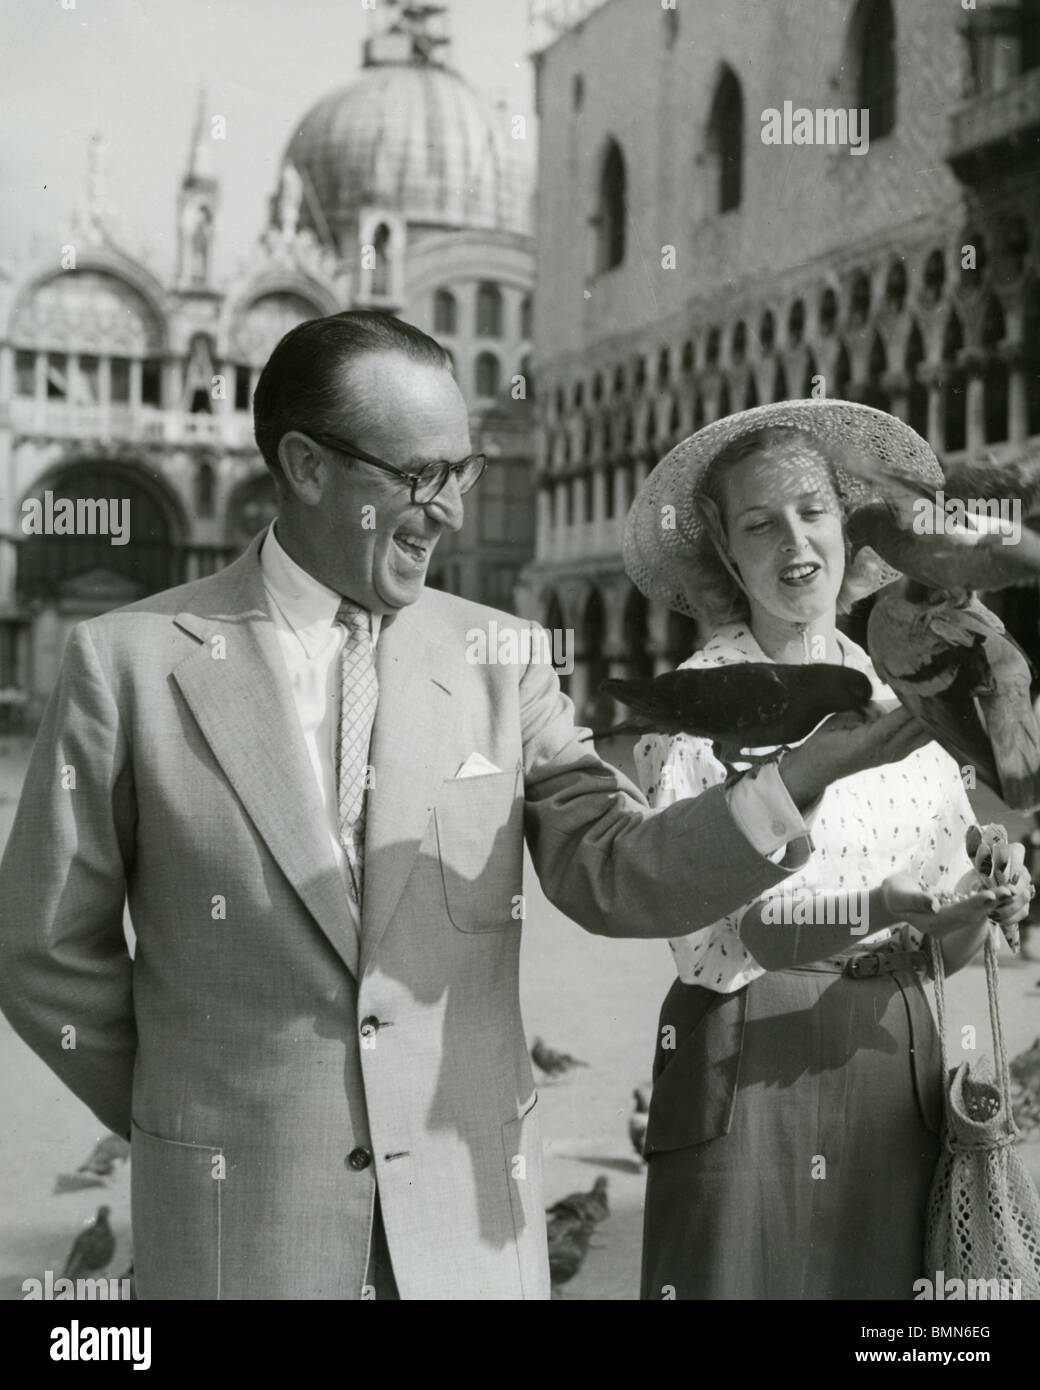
[633,731,729,809]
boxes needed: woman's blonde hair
[692,426,858,627]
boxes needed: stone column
[964,354,986,454]
[535,483,552,563]
[924,365,945,452]
[1007,347,1028,446]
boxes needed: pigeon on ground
[546,1177,610,1295]
[589,663,873,772]
[547,1175,610,1227]
[531,1037,588,1078]
[53,1132,131,1194]
[867,580,1040,810]
[78,1133,131,1178]
[629,1087,650,1159]
[547,1210,595,1294]
[63,1205,115,1279]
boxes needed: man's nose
[424,471,465,531]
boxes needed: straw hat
[622,399,945,620]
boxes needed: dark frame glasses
[307,431,487,504]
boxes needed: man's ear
[278,432,329,506]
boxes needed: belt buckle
[845,952,880,979]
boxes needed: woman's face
[719,444,846,629]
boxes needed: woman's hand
[881,871,998,941]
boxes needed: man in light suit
[0,311,928,1299]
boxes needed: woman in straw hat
[624,400,1032,1301]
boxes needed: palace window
[476,283,503,338]
[707,67,743,213]
[475,351,500,398]
[433,288,457,336]
[855,0,896,139]
[593,139,627,273]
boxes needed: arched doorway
[18,459,182,607]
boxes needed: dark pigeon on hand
[63,1205,115,1280]
[591,663,872,770]
[867,580,1040,810]
[531,1036,588,1078]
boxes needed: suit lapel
[171,535,360,979]
[360,598,463,973]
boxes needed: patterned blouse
[633,623,976,993]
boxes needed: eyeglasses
[308,432,487,504]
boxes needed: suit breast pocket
[434,769,524,933]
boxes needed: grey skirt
[640,960,943,1300]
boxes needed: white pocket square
[455,752,503,779]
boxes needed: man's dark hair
[252,309,452,480]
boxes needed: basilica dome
[281,42,533,241]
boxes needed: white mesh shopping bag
[924,930,1040,1299]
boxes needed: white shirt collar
[259,521,380,658]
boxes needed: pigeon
[547,1175,610,1226]
[531,1037,588,1078]
[866,579,1040,810]
[62,1205,115,1279]
[629,1087,650,1159]
[845,456,1040,597]
[53,1132,131,1194]
[78,1133,131,1178]
[546,1177,610,1295]
[589,663,873,772]
[547,1209,595,1293]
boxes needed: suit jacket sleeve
[0,623,137,1138]
[519,638,794,938]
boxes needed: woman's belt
[784,948,929,979]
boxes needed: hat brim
[622,399,946,620]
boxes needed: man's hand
[779,705,932,810]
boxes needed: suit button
[359,1016,379,1039]
[347,1147,372,1171]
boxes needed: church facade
[0,12,535,717]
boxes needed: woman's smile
[778,560,823,586]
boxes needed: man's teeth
[397,534,427,555]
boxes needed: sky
[0,0,540,281]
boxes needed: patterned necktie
[335,599,378,907]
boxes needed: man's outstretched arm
[518,640,932,939]
[0,623,137,1138]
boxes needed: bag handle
[929,926,1014,1137]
